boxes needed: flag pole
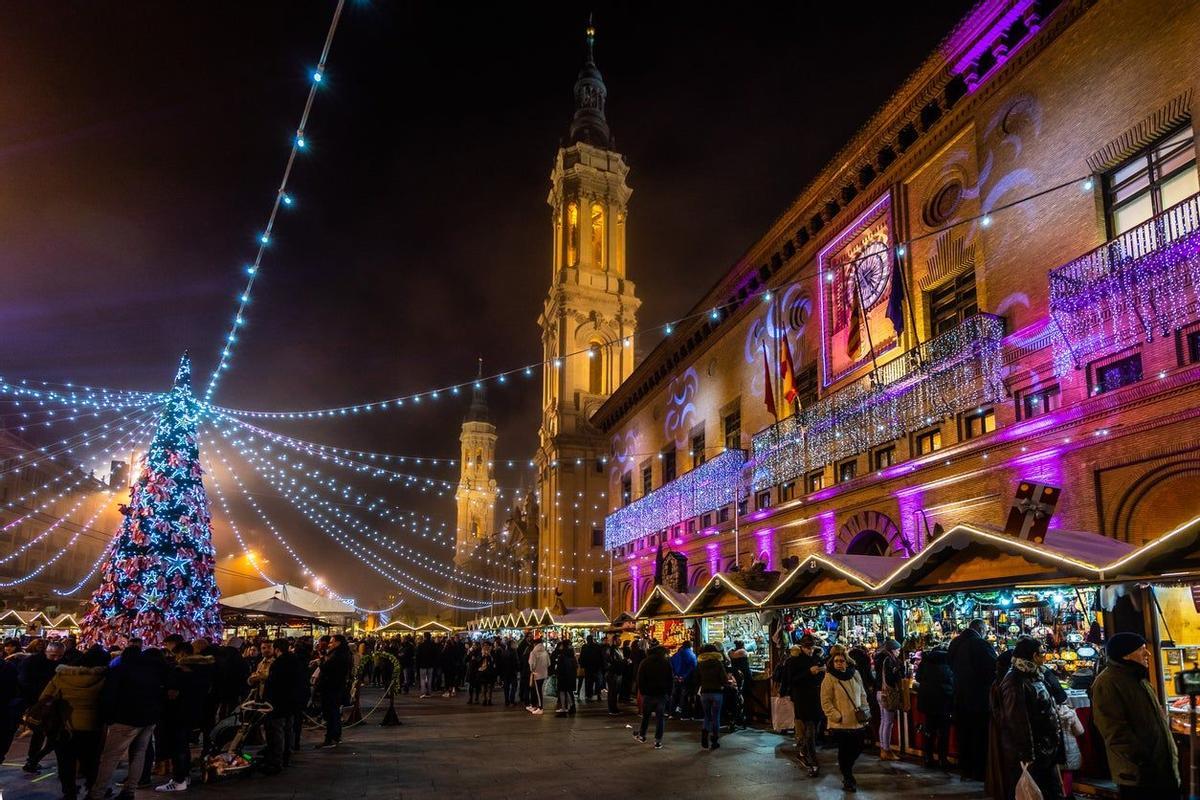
[852,263,881,383]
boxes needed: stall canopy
[631,516,1200,619]
[468,606,609,632]
[376,620,457,634]
[220,584,357,626]
[227,596,323,619]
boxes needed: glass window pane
[1112,193,1155,235]
[1160,168,1199,211]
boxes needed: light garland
[0,407,157,479]
[1050,193,1200,369]
[752,312,1006,491]
[604,448,747,550]
[0,493,120,588]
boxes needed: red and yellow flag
[781,334,799,408]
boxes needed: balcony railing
[1050,192,1200,364]
[751,313,1006,491]
[603,448,746,550]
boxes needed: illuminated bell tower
[455,360,498,566]
[536,19,640,609]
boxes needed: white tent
[221,584,358,627]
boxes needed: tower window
[589,343,603,394]
[661,447,677,483]
[691,427,706,467]
[723,408,741,450]
[567,203,579,267]
[1104,124,1197,237]
[591,203,605,270]
[592,528,603,547]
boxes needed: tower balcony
[751,313,1006,491]
[1050,192,1200,365]
[603,448,747,550]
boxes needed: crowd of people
[1,632,355,799]
[776,619,1179,799]
[2,621,1181,800]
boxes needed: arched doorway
[846,530,890,556]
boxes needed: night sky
[1,1,973,605]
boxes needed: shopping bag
[1015,762,1045,800]
[771,695,795,733]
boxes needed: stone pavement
[1,690,987,799]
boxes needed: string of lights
[0,494,120,588]
[203,0,347,403]
[0,407,159,480]
[0,376,163,409]
[201,432,403,614]
[203,173,1095,421]
[202,447,276,585]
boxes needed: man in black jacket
[948,618,997,781]
[261,639,304,773]
[415,632,437,698]
[635,645,674,748]
[602,635,625,714]
[316,634,352,748]
[86,645,167,800]
[17,639,63,773]
[579,636,603,701]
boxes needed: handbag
[837,680,870,725]
[23,691,67,739]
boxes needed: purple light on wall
[820,511,838,554]
[747,508,772,522]
[706,542,720,576]
[947,0,1038,93]
[895,489,925,555]
[630,563,640,609]
[1005,447,1064,487]
[754,528,776,568]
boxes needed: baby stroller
[202,699,274,783]
[720,683,744,733]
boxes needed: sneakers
[633,732,646,743]
[420,693,430,698]
[531,707,543,715]
[654,740,663,749]
[317,740,339,749]
[442,691,450,698]
[154,779,189,793]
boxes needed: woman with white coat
[820,644,872,793]
[527,637,550,715]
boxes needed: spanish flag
[761,342,776,418]
[781,334,799,408]
[846,280,863,358]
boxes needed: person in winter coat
[820,645,871,794]
[553,641,578,715]
[948,619,997,781]
[261,639,305,774]
[783,636,827,774]
[0,639,23,762]
[526,638,550,714]
[157,642,216,792]
[873,638,904,761]
[316,634,352,748]
[602,636,626,715]
[1092,632,1180,799]
[87,644,167,800]
[466,643,483,705]
[696,644,730,750]
[995,636,1064,800]
[499,639,519,707]
[42,646,108,800]
[1043,668,1084,799]
[476,643,496,706]
[415,632,437,697]
[18,639,63,772]
[399,636,415,694]
[518,635,533,707]
[579,636,603,701]
[669,641,698,719]
[914,644,954,770]
[635,645,674,748]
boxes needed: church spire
[466,357,489,423]
[568,14,611,148]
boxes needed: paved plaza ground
[3,690,989,800]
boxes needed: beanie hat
[789,645,802,656]
[883,638,901,652]
[798,634,816,647]
[1013,636,1042,661]
[1105,632,1146,662]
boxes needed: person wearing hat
[783,634,825,776]
[874,638,904,761]
[994,636,1063,800]
[1092,632,1179,799]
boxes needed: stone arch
[690,566,710,589]
[836,510,907,556]
[1111,458,1200,544]
[619,581,633,613]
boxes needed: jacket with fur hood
[40,664,108,732]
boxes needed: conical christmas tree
[82,354,222,647]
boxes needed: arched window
[589,343,603,394]
[566,203,579,267]
[591,203,605,270]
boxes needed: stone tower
[535,20,640,609]
[455,360,498,566]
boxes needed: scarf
[827,663,856,682]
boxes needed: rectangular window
[737,499,749,517]
[779,481,795,502]
[661,447,677,483]
[1019,385,1060,420]
[592,580,603,595]
[837,459,857,483]
[962,407,996,440]
[872,446,896,471]
[701,513,712,528]
[592,528,604,547]
[755,490,771,510]
[641,463,653,496]
[806,470,825,494]
[1092,353,1143,394]
[620,472,632,506]
[928,270,978,337]
[915,428,942,456]
[1105,125,1197,237]
[595,458,604,474]
[718,506,731,524]
[723,408,741,450]
[795,364,818,409]
[691,427,707,467]
[686,519,697,535]
[1187,329,1200,364]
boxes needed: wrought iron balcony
[751,313,1006,491]
[604,448,747,550]
[1050,192,1200,364]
